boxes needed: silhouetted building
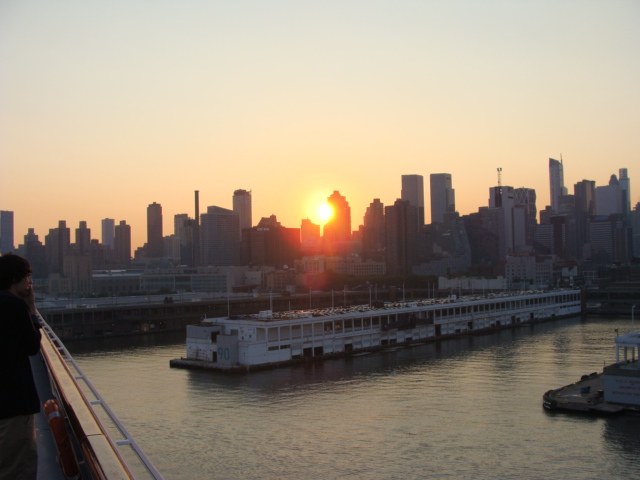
[401,175,425,225]
[147,202,164,257]
[74,221,91,255]
[361,198,385,261]
[385,199,419,276]
[514,188,537,248]
[114,220,132,268]
[619,168,631,217]
[323,191,351,254]
[18,228,47,277]
[549,158,567,214]
[0,210,14,253]
[241,215,300,268]
[596,174,623,216]
[45,220,71,274]
[101,218,115,250]
[430,173,455,224]
[233,189,252,235]
[200,206,240,266]
[589,215,632,264]
[574,179,596,260]
[301,219,321,255]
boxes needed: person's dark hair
[0,253,33,290]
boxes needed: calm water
[67,316,640,480]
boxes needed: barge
[171,289,582,372]
[543,329,640,415]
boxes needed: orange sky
[1,1,638,250]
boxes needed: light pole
[369,285,372,307]
[344,285,347,307]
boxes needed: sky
[1,0,639,250]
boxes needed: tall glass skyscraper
[549,158,567,213]
[401,175,425,225]
[430,173,455,224]
[233,189,252,235]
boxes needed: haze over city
[2,1,638,249]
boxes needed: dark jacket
[0,290,42,419]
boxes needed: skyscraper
[147,202,163,257]
[323,191,351,244]
[0,210,14,253]
[401,175,425,225]
[619,168,631,216]
[514,188,537,248]
[385,199,419,276]
[45,220,71,274]
[549,158,567,213]
[574,179,596,259]
[430,174,455,224]
[75,221,91,254]
[101,218,115,249]
[200,206,240,266]
[596,174,623,216]
[114,220,132,268]
[233,189,253,235]
[361,198,385,260]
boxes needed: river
[67,315,640,480]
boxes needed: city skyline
[1,161,634,253]
[2,2,638,250]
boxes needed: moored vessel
[171,289,582,372]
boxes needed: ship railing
[39,314,164,480]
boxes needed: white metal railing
[39,317,164,480]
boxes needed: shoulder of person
[0,290,29,308]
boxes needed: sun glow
[317,203,333,224]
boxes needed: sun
[317,203,333,224]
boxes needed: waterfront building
[114,220,132,268]
[385,199,419,276]
[200,206,240,266]
[401,174,425,225]
[549,158,567,214]
[147,202,164,258]
[505,255,554,289]
[430,173,455,224]
[0,210,14,253]
[241,215,301,269]
[233,189,253,235]
[101,218,115,250]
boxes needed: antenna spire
[497,167,502,187]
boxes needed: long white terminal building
[176,289,583,370]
